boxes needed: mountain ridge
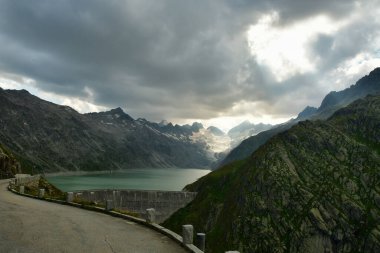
[219,67,380,167]
[0,89,215,172]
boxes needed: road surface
[0,179,187,253]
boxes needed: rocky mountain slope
[220,67,380,167]
[163,94,380,253]
[0,89,215,172]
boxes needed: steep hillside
[219,67,380,167]
[0,88,213,172]
[163,95,380,253]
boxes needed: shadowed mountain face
[163,95,380,253]
[0,89,215,173]
[219,68,380,167]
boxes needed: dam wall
[73,189,197,223]
[12,174,197,223]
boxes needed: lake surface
[46,168,210,192]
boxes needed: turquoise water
[46,168,210,192]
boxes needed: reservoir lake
[46,168,211,192]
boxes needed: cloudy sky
[0,0,379,131]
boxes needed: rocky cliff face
[219,68,380,167]
[0,144,21,179]
[163,95,380,253]
[0,88,214,172]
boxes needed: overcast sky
[0,0,379,131]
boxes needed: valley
[1,68,379,253]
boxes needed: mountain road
[0,179,187,253]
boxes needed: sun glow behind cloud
[247,12,343,82]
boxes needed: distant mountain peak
[228,120,254,135]
[192,122,204,127]
[104,107,134,121]
[207,126,225,136]
[4,88,31,96]
[240,120,252,126]
[297,106,317,120]
[20,89,30,94]
[109,107,124,114]
[191,122,204,132]
[158,120,169,127]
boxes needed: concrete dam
[73,189,197,223]
[13,174,198,223]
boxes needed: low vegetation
[17,177,66,200]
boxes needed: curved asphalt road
[0,180,187,253]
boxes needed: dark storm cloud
[0,0,378,122]
[227,0,356,22]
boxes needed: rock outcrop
[0,144,21,179]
